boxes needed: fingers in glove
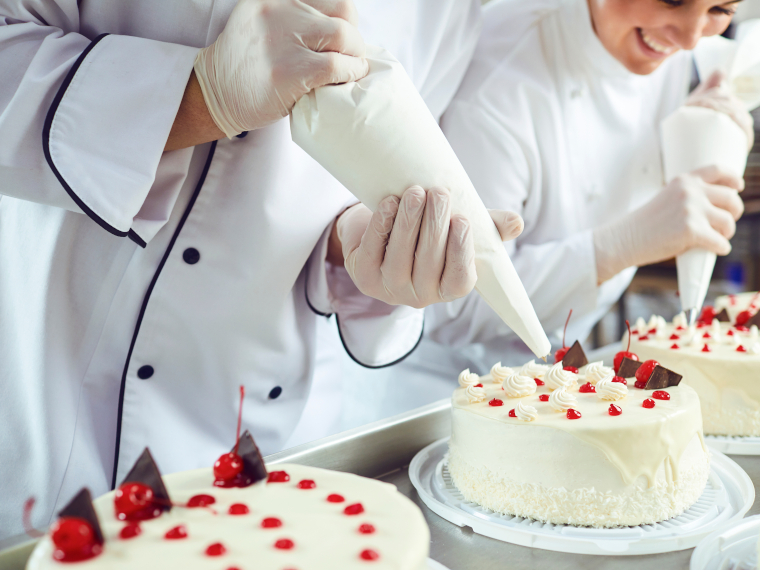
[703,183,745,220]
[439,215,477,302]
[346,198,399,294]
[303,16,366,56]
[381,186,427,297]
[691,70,725,96]
[306,51,369,89]
[694,225,732,256]
[412,187,451,303]
[693,165,745,192]
[301,0,359,26]
[488,209,524,241]
[706,205,737,240]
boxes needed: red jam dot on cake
[669,334,680,340]
[358,523,375,534]
[702,344,711,353]
[344,503,365,516]
[702,332,711,339]
[727,329,735,336]
[261,517,283,528]
[474,383,483,388]
[50,518,102,562]
[120,523,141,540]
[114,482,159,521]
[267,471,290,483]
[566,409,581,420]
[579,382,595,393]
[608,404,622,416]
[670,344,679,350]
[164,525,188,540]
[652,391,670,401]
[737,345,747,353]
[534,378,545,386]
[489,398,503,407]
[538,394,549,402]
[638,335,649,341]
[205,542,227,557]
[642,399,655,409]
[327,494,345,503]
[187,494,216,508]
[360,549,380,561]
[297,479,316,489]
[676,325,685,331]
[612,376,627,385]
[508,409,516,417]
[228,503,249,515]
[274,539,295,550]
[563,366,579,374]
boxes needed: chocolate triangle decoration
[644,365,683,390]
[617,357,642,379]
[232,430,268,485]
[746,311,760,329]
[58,488,104,545]
[119,448,171,512]
[561,340,588,368]
[714,308,730,322]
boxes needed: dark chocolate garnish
[714,308,730,322]
[562,340,588,369]
[233,430,268,485]
[58,489,104,544]
[119,448,171,512]
[746,311,760,329]
[644,365,683,390]
[617,357,642,378]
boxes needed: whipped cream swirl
[595,373,628,401]
[520,360,549,379]
[490,362,514,385]
[672,311,687,328]
[458,368,479,388]
[545,363,578,391]
[503,373,537,398]
[711,319,721,342]
[515,401,538,422]
[549,386,577,412]
[751,325,759,343]
[583,361,614,385]
[635,317,647,335]
[465,384,486,403]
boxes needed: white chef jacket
[0,0,481,539]
[423,0,693,365]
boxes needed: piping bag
[661,20,760,325]
[291,46,551,358]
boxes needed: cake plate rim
[409,437,754,556]
[689,513,760,570]
[705,434,760,455]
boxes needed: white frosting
[548,387,577,412]
[465,384,486,403]
[458,369,478,388]
[751,325,759,342]
[490,362,513,385]
[673,312,687,328]
[520,360,549,379]
[515,401,538,422]
[582,361,614,384]
[595,374,628,401]
[503,374,537,398]
[27,464,429,570]
[545,363,578,391]
[636,317,647,335]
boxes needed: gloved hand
[332,186,524,309]
[686,71,755,150]
[194,0,369,138]
[593,165,744,283]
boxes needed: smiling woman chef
[0,0,526,538]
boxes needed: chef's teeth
[640,30,673,55]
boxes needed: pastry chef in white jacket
[417,0,753,372]
[0,0,517,540]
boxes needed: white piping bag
[291,46,551,358]
[661,20,760,325]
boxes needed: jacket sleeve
[0,1,198,242]
[426,99,631,347]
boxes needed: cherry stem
[625,320,632,352]
[235,385,245,456]
[22,498,44,538]
[562,309,573,349]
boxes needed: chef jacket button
[269,386,283,399]
[137,365,154,380]
[236,131,249,139]
[183,248,201,265]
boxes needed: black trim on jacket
[335,314,425,369]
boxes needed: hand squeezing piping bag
[291,46,551,358]
[661,21,760,325]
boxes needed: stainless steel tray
[4,396,760,570]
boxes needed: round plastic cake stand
[705,435,760,456]
[409,438,754,556]
[690,515,760,570]
[427,559,450,570]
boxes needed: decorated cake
[448,339,709,528]
[625,309,760,436]
[715,291,760,325]
[26,391,429,569]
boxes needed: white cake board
[690,515,760,570]
[427,559,451,570]
[706,435,760,456]
[409,438,754,556]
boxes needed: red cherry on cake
[614,320,639,373]
[699,306,717,325]
[267,470,290,483]
[360,549,380,561]
[327,494,345,503]
[358,523,376,534]
[642,399,655,409]
[114,482,157,521]
[50,517,101,562]
[489,398,503,407]
[538,394,549,402]
[652,390,670,400]
[608,404,622,416]
[261,517,282,528]
[119,522,141,540]
[611,376,627,386]
[164,525,188,540]
[563,366,579,374]
[206,542,227,556]
[566,409,581,420]
[736,310,752,326]
[228,503,249,515]
[579,382,595,393]
[344,503,365,516]
[187,494,216,508]
[297,480,316,489]
[214,452,243,482]
[737,345,747,352]
[534,378,545,386]
[274,539,295,550]
[508,409,516,417]
[635,360,658,385]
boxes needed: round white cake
[626,312,760,436]
[26,463,429,570]
[449,361,709,528]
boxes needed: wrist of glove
[594,165,744,283]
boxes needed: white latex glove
[335,186,524,309]
[686,71,755,151]
[594,165,744,283]
[194,0,369,138]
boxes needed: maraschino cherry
[614,320,639,374]
[736,310,752,327]
[634,359,658,389]
[114,482,160,521]
[51,518,102,562]
[698,306,717,325]
[214,386,248,488]
[554,310,573,363]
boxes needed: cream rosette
[549,386,577,412]
[583,361,614,385]
[519,360,549,379]
[515,401,538,422]
[458,368,479,388]
[503,373,537,398]
[545,362,578,391]
[490,362,514,385]
[595,373,628,401]
[673,311,687,327]
[465,384,487,403]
